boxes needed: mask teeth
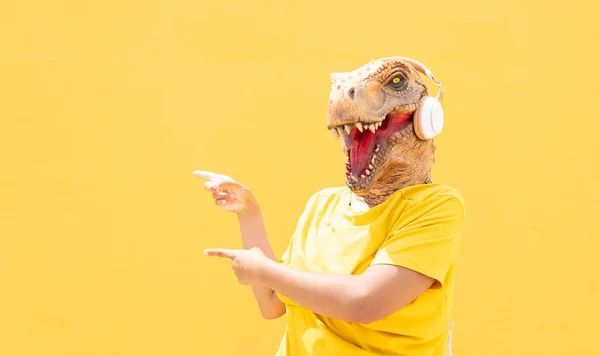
[331,121,383,137]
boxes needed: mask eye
[387,76,406,90]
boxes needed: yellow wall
[1,0,598,355]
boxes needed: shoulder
[402,184,464,207]
[296,186,348,213]
[302,186,349,204]
[312,186,348,198]
[391,184,466,221]
[379,185,466,247]
[400,183,463,201]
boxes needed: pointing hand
[193,170,259,216]
[204,247,270,286]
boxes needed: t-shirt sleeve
[371,195,465,286]
[278,237,294,265]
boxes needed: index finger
[204,248,237,259]
[193,170,230,181]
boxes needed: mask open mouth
[332,111,414,188]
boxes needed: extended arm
[208,196,464,324]
[237,203,286,319]
[256,261,434,324]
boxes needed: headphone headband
[379,57,444,104]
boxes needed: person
[195,57,465,356]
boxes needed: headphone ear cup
[413,96,444,140]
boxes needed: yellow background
[1,0,598,355]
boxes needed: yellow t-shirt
[275,183,465,356]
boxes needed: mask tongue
[349,130,375,177]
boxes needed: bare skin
[196,58,441,322]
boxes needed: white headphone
[380,57,445,140]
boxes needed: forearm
[257,260,364,323]
[237,201,277,260]
[237,202,285,318]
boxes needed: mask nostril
[347,87,355,100]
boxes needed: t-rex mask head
[327,57,441,206]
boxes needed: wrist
[255,257,278,285]
[238,199,261,219]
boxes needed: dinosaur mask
[326,57,443,206]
